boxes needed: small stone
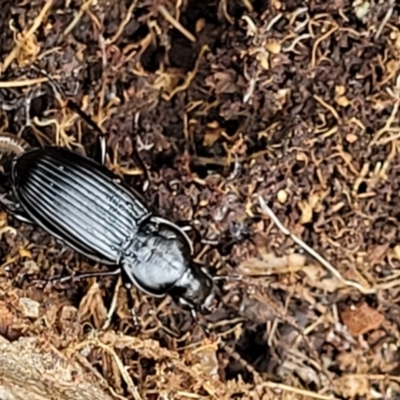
[266,40,281,54]
[19,297,40,319]
[277,189,288,203]
[346,133,358,143]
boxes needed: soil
[0,0,400,399]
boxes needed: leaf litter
[0,0,400,399]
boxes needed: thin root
[257,196,376,294]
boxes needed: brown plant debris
[340,302,385,336]
[0,0,400,399]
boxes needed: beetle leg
[0,193,16,208]
[32,268,122,289]
[31,66,109,165]
[126,287,140,330]
[0,193,34,224]
[132,112,150,181]
[94,132,107,166]
[49,268,122,284]
[65,100,108,166]
[11,213,35,224]
[102,275,123,330]
[119,278,141,330]
[20,87,46,133]
[101,276,140,330]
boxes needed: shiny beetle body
[0,134,214,313]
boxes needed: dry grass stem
[1,0,53,74]
[158,4,196,43]
[258,196,376,294]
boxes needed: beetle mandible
[0,111,215,315]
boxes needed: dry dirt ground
[0,1,400,399]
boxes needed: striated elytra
[0,133,215,314]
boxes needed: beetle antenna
[31,64,109,163]
[190,308,211,336]
[31,64,67,100]
[31,268,122,288]
[130,111,150,183]
[31,64,148,176]
[31,64,105,137]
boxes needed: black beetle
[0,128,215,315]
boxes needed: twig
[283,34,312,52]
[258,381,339,400]
[0,77,54,88]
[63,0,95,36]
[71,338,142,400]
[161,45,208,101]
[220,0,234,24]
[265,13,283,32]
[106,0,139,45]
[372,128,400,146]
[343,373,400,383]
[288,6,309,26]
[241,0,253,12]
[242,15,258,40]
[311,24,338,68]
[369,101,400,147]
[313,94,341,123]
[375,1,394,40]
[257,196,376,294]
[158,4,196,43]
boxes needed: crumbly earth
[0,1,399,399]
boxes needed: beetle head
[168,263,217,314]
